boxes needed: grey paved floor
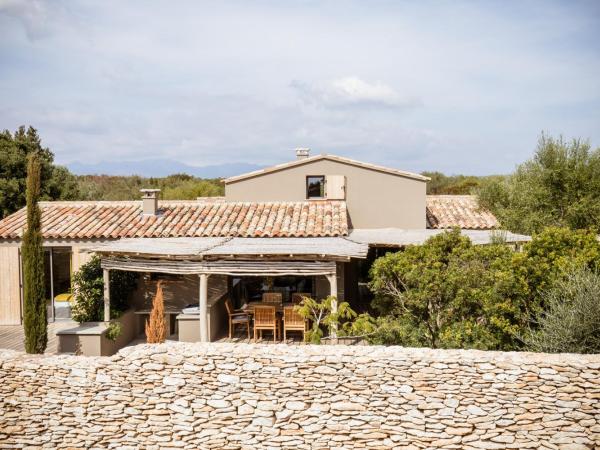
[0,321,77,354]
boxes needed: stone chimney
[140,189,161,215]
[295,148,310,160]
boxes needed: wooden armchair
[225,298,251,339]
[283,306,307,341]
[253,305,280,341]
[262,292,282,305]
[291,292,311,304]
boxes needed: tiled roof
[0,200,348,240]
[426,195,499,230]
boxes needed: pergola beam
[103,268,110,322]
[326,271,338,342]
[199,273,209,342]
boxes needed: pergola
[90,237,368,342]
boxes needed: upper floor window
[306,176,325,199]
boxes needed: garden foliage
[524,268,600,354]
[367,226,600,351]
[478,134,600,234]
[71,255,138,323]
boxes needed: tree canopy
[367,227,600,351]
[0,126,79,219]
[477,134,600,234]
[369,229,529,350]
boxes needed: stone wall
[0,343,599,449]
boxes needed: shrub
[145,282,166,343]
[342,314,425,347]
[105,322,122,342]
[71,255,138,323]
[523,268,600,354]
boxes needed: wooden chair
[283,306,307,341]
[291,292,311,304]
[262,292,282,305]
[253,305,280,341]
[225,298,251,339]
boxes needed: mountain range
[67,159,263,178]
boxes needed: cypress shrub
[22,154,47,353]
[145,281,166,343]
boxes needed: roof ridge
[224,153,429,183]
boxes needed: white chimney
[140,189,161,215]
[295,148,310,160]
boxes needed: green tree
[71,255,138,323]
[478,134,600,234]
[523,268,600,354]
[22,154,47,354]
[0,126,79,218]
[369,229,528,350]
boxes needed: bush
[105,322,122,342]
[71,255,138,323]
[523,268,600,354]
[369,229,529,350]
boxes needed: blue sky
[0,0,599,175]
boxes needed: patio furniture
[262,292,283,305]
[282,306,307,341]
[253,305,280,341]
[225,299,251,339]
[291,292,311,304]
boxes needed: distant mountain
[67,159,263,178]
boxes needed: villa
[0,149,529,353]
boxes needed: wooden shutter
[326,175,346,200]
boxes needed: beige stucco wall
[71,246,94,272]
[225,159,426,229]
[0,245,21,325]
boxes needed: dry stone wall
[0,343,599,449]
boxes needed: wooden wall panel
[0,246,21,325]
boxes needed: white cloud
[292,76,420,109]
[0,1,598,175]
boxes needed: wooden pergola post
[103,268,110,322]
[327,270,338,342]
[199,273,209,342]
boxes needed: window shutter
[326,175,346,200]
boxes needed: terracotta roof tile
[426,195,498,230]
[0,200,349,240]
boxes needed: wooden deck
[0,321,77,354]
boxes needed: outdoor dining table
[243,301,295,314]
